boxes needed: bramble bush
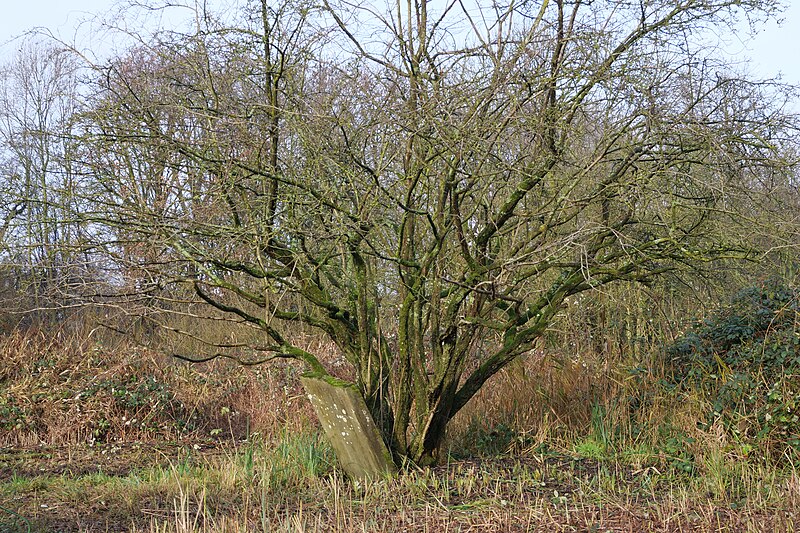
[668,278,800,454]
[0,328,310,445]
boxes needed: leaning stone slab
[301,373,397,481]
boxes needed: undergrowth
[3,279,800,530]
[0,327,314,446]
[668,278,800,458]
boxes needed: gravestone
[301,373,397,481]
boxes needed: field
[2,326,799,532]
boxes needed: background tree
[0,39,86,325]
[74,0,797,466]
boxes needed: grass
[1,325,800,531]
[3,435,799,532]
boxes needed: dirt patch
[0,440,235,532]
[0,440,227,481]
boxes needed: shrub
[668,278,800,455]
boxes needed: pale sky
[1,0,116,49]
[1,0,799,86]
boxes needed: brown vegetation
[2,311,799,531]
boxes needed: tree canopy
[2,0,798,466]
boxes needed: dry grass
[2,320,800,532]
[0,326,316,447]
[3,439,799,532]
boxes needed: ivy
[668,278,800,455]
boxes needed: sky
[730,1,800,86]
[1,0,799,86]
[1,0,116,50]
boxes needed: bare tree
[0,38,86,321]
[75,0,796,465]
